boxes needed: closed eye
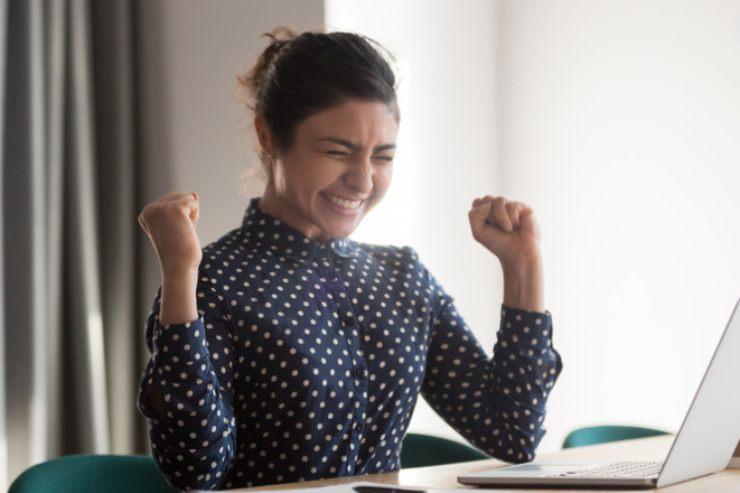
[326,150,349,157]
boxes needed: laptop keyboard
[546,461,663,479]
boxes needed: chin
[321,220,360,240]
[326,226,356,239]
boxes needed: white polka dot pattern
[137,198,562,490]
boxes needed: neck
[258,187,331,244]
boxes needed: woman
[137,28,562,491]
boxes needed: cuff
[499,304,554,351]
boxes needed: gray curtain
[2,0,147,488]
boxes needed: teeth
[325,193,362,209]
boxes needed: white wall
[137,0,740,457]
[328,0,740,454]
[500,0,740,451]
[325,0,503,444]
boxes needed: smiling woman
[242,28,400,242]
[256,99,398,242]
[136,27,562,491]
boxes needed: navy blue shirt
[137,198,562,490]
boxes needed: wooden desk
[231,436,740,492]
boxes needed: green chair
[562,425,670,449]
[400,432,489,468]
[8,454,177,493]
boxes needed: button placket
[327,259,368,476]
[348,349,368,472]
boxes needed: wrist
[160,265,199,284]
[501,254,544,312]
[159,268,199,325]
[500,250,542,278]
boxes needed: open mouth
[322,192,365,210]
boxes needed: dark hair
[237,28,399,159]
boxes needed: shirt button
[354,367,366,379]
[343,314,353,326]
[353,422,364,432]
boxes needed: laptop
[458,298,740,488]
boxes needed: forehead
[297,99,399,145]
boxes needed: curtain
[2,0,147,488]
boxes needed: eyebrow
[316,137,396,153]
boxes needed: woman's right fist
[138,192,203,275]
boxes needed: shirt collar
[240,197,361,261]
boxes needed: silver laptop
[458,298,740,488]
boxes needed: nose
[344,156,373,194]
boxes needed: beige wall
[135,0,324,327]
[136,0,324,244]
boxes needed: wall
[134,0,324,367]
[137,0,503,446]
[133,0,325,449]
[136,0,505,449]
[325,0,503,444]
[135,0,740,456]
[499,0,740,450]
[136,0,324,243]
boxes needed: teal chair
[400,433,489,468]
[8,454,177,493]
[562,425,670,449]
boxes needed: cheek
[290,155,341,186]
[366,166,393,208]
[376,166,393,194]
[277,159,322,194]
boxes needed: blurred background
[3,0,740,489]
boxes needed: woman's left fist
[468,195,541,267]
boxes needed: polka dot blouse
[137,198,563,491]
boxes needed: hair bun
[236,27,398,169]
[238,27,297,110]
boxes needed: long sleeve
[420,286,562,463]
[135,199,563,488]
[137,269,237,490]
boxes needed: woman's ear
[254,115,275,160]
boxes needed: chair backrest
[8,454,177,493]
[400,432,489,468]
[562,425,670,449]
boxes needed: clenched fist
[138,191,203,276]
[468,195,541,269]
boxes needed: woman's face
[258,99,399,242]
